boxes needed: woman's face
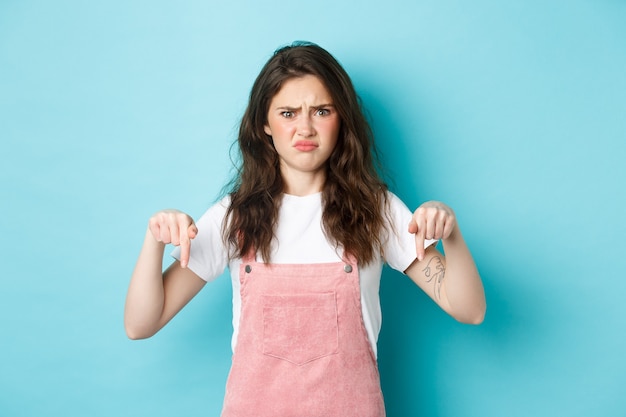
[264,75,340,191]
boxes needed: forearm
[124,228,167,339]
[440,228,486,324]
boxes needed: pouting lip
[293,140,318,148]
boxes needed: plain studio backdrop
[1,1,625,416]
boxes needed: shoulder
[383,191,412,218]
[190,195,232,245]
[197,195,231,223]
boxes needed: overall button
[343,264,353,273]
[245,265,252,273]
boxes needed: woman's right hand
[148,210,198,268]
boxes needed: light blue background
[1,1,625,416]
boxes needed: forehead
[270,75,333,105]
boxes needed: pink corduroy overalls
[220,251,386,417]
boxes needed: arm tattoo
[422,256,445,300]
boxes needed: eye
[280,111,295,118]
[316,108,331,116]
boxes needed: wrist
[442,226,463,246]
[144,228,166,250]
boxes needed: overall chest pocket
[261,292,339,365]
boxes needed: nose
[297,114,315,137]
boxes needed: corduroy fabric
[220,253,385,417]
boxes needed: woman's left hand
[408,201,457,261]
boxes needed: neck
[281,169,326,196]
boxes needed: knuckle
[176,213,191,225]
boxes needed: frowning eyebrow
[273,103,335,111]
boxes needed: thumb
[188,223,198,239]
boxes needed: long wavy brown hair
[223,41,390,265]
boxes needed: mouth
[294,140,318,152]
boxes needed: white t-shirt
[172,191,435,357]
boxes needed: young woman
[124,41,486,417]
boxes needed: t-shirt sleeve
[383,192,438,273]
[170,197,230,282]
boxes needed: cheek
[323,118,341,142]
[264,116,280,136]
[266,120,294,139]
